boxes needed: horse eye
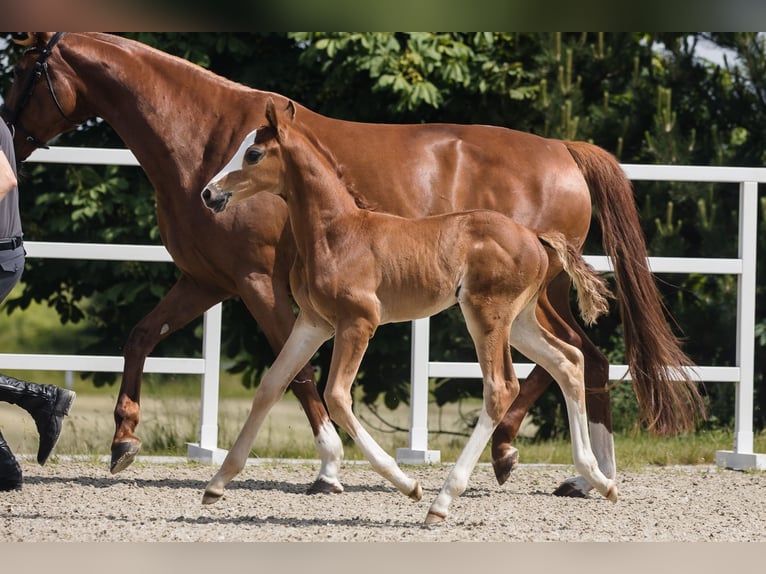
[245,148,264,164]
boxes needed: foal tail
[539,232,612,327]
[564,140,705,435]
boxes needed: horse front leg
[202,314,332,504]
[111,274,230,473]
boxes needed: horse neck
[283,131,361,260]
[62,34,255,195]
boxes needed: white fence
[1,147,764,470]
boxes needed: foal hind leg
[546,273,615,497]
[426,301,520,525]
[112,274,229,473]
[203,314,332,504]
[323,319,422,502]
[490,285,565,484]
[510,304,617,502]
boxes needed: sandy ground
[1,457,763,543]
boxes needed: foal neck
[283,129,362,249]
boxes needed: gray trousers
[0,251,24,302]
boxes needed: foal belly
[379,291,458,324]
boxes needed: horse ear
[11,33,37,47]
[264,98,278,130]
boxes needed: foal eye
[245,148,264,164]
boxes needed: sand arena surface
[2,458,764,542]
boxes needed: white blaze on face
[205,128,259,190]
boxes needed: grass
[2,282,765,467]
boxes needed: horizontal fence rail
[1,147,764,470]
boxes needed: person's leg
[0,430,22,491]
[0,375,76,464]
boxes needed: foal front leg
[202,316,332,504]
[323,321,422,502]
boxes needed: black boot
[0,431,22,491]
[0,374,76,465]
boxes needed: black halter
[1,32,79,150]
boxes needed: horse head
[2,32,84,159]
[202,99,295,213]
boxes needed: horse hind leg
[510,304,617,502]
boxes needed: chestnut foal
[201,99,617,524]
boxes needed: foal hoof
[605,483,619,503]
[552,481,589,498]
[408,482,423,502]
[202,488,224,505]
[306,477,344,495]
[424,510,446,525]
[110,440,141,474]
[492,447,520,486]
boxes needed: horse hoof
[110,440,141,474]
[408,482,423,502]
[424,510,446,525]
[202,489,224,505]
[306,477,344,495]
[492,447,519,486]
[605,483,618,503]
[552,482,589,498]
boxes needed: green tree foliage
[1,32,764,435]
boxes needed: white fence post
[396,318,440,464]
[715,180,764,469]
[187,302,228,464]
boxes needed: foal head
[201,99,296,213]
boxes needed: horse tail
[539,231,612,327]
[564,140,705,435]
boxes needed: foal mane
[259,121,378,212]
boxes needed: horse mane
[84,33,253,94]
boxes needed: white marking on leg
[563,395,617,501]
[428,406,495,520]
[589,421,616,480]
[346,418,420,498]
[313,419,345,491]
[159,323,170,336]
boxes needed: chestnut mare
[2,33,703,497]
[201,99,618,523]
